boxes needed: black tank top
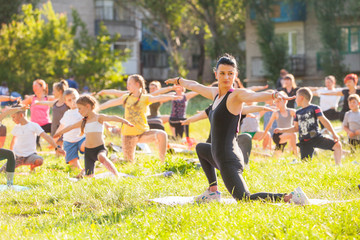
[208,90,244,166]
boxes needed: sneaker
[195,189,221,203]
[290,187,310,206]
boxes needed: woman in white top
[309,75,341,121]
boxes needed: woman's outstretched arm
[165,78,216,100]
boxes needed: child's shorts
[242,131,256,139]
[273,133,287,151]
[63,138,85,163]
[297,135,336,160]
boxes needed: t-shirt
[294,104,323,141]
[122,94,150,136]
[316,88,341,112]
[12,121,44,157]
[240,113,260,132]
[341,89,360,113]
[343,110,360,140]
[30,96,51,126]
[170,95,187,118]
[60,109,85,142]
[148,102,161,118]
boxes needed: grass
[0,97,360,239]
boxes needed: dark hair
[215,53,237,71]
[297,87,313,102]
[76,95,98,136]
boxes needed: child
[99,74,181,163]
[35,80,69,145]
[240,102,271,150]
[54,95,133,177]
[0,95,19,147]
[261,95,297,157]
[0,106,27,186]
[169,85,198,139]
[22,79,56,149]
[0,104,65,173]
[343,94,360,152]
[274,87,342,165]
[55,88,85,171]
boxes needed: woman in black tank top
[166,54,296,203]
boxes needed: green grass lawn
[1,97,360,239]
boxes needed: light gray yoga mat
[0,185,30,191]
[148,196,360,206]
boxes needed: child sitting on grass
[261,94,297,157]
[274,87,342,165]
[343,94,360,152]
[0,104,65,173]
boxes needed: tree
[0,0,39,26]
[246,0,289,84]
[0,2,128,94]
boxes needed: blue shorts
[63,138,85,163]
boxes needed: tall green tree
[130,0,190,77]
[0,2,127,94]
[246,0,288,84]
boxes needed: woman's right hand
[165,78,178,85]
[273,128,282,134]
[181,119,190,125]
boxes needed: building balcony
[250,1,306,23]
[95,19,137,39]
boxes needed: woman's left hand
[276,91,296,101]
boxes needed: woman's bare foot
[283,193,293,203]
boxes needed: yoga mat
[148,196,360,206]
[0,185,30,191]
[69,171,174,182]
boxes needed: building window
[276,31,297,55]
[113,42,135,58]
[141,52,168,68]
[341,27,360,53]
[192,55,200,69]
[95,0,135,21]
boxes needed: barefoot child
[34,80,69,146]
[55,88,85,171]
[54,95,134,177]
[0,104,65,173]
[0,106,27,186]
[99,74,182,163]
[261,95,297,157]
[274,87,342,164]
[343,94,360,152]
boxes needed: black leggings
[84,145,107,175]
[36,123,51,149]
[0,148,16,172]
[196,143,284,201]
[169,117,189,138]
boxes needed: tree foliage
[247,0,288,84]
[0,2,127,94]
